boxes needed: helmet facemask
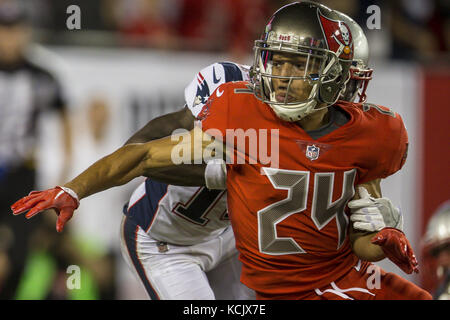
[252,39,350,122]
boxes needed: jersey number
[258,168,356,255]
[173,187,227,225]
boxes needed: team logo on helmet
[194,72,210,107]
[318,12,353,60]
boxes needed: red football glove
[371,227,419,274]
[11,186,79,233]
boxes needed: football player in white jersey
[120,62,255,300]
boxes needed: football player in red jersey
[11,2,431,299]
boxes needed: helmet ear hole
[318,61,350,104]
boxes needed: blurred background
[0,0,448,299]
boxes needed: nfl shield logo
[306,145,320,161]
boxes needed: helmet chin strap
[268,84,320,121]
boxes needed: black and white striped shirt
[0,58,66,169]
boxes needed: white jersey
[127,62,250,245]
[184,62,250,118]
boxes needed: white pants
[120,215,255,300]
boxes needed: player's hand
[11,186,79,233]
[348,187,403,232]
[371,227,419,274]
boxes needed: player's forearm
[145,165,207,186]
[350,230,386,262]
[125,106,194,144]
[140,128,216,185]
[64,129,215,199]
[63,143,149,200]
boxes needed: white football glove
[348,187,403,232]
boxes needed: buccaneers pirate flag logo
[318,12,354,60]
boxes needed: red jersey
[199,81,408,297]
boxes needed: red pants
[256,262,432,300]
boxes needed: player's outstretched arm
[125,106,195,144]
[11,142,154,232]
[122,106,210,185]
[66,126,215,198]
[11,127,220,231]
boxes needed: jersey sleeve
[184,64,213,117]
[184,62,249,118]
[383,113,409,176]
[357,107,409,183]
[196,83,231,140]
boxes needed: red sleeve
[357,107,409,183]
[383,113,409,177]
[196,83,230,142]
[197,82,253,166]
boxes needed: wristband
[57,186,80,207]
